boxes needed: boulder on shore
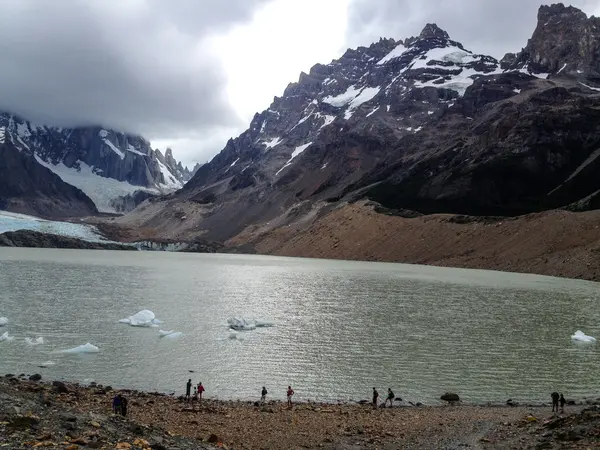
[441,393,460,403]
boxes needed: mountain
[0,129,97,217]
[97,4,600,269]
[0,112,198,214]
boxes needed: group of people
[185,379,206,406]
[551,392,567,413]
[112,393,128,416]
[372,387,396,408]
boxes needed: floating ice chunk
[120,310,161,327]
[0,331,14,342]
[228,330,245,341]
[162,331,183,340]
[25,337,44,346]
[254,320,275,328]
[38,361,55,368]
[158,329,175,336]
[227,317,257,331]
[0,317,7,326]
[59,343,100,354]
[571,330,596,343]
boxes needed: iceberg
[119,310,162,327]
[0,317,7,326]
[228,330,245,341]
[158,329,175,337]
[0,331,14,342]
[227,317,257,331]
[161,331,183,340]
[571,330,597,343]
[25,337,44,346]
[227,317,275,331]
[59,343,100,354]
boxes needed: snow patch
[324,85,381,119]
[263,137,282,149]
[377,43,407,65]
[318,115,336,129]
[102,137,125,159]
[579,82,600,92]
[0,127,5,144]
[276,142,312,176]
[366,106,380,117]
[513,88,522,94]
[35,157,159,214]
[157,160,182,190]
[126,144,145,156]
[558,63,568,74]
[229,157,240,168]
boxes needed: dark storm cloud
[346,0,600,57]
[0,0,269,143]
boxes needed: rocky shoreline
[2,376,600,449]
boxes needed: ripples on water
[0,248,599,404]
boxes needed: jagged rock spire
[419,23,450,40]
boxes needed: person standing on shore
[287,386,295,408]
[372,388,379,409]
[185,379,192,402]
[261,386,268,403]
[559,393,566,413]
[551,392,559,412]
[112,394,122,415]
[384,388,395,407]
[121,395,128,417]
[197,382,205,403]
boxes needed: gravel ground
[3,375,599,449]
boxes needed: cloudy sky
[1,0,599,167]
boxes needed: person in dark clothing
[112,394,122,415]
[261,386,268,403]
[559,393,566,413]
[372,388,379,409]
[551,392,559,412]
[385,388,395,407]
[185,379,192,402]
[120,395,128,416]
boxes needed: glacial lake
[1,248,599,405]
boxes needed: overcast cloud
[0,0,270,165]
[346,0,600,57]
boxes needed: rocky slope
[0,112,198,214]
[117,4,600,270]
[0,131,97,218]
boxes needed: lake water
[1,248,599,405]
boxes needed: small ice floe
[59,343,100,354]
[161,331,183,340]
[25,337,44,346]
[227,317,275,331]
[228,330,245,341]
[571,330,597,343]
[119,310,162,327]
[158,329,175,337]
[0,331,14,342]
[38,361,55,368]
[0,317,8,326]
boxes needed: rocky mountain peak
[419,23,450,41]
[508,3,600,77]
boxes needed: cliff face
[0,131,97,217]
[114,4,600,252]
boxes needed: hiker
[197,382,205,402]
[559,393,566,413]
[551,392,559,412]
[287,386,295,407]
[112,394,122,415]
[261,386,268,403]
[121,395,128,417]
[186,379,192,402]
[384,388,395,407]
[372,388,379,409]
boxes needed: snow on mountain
[0,113,194,214]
